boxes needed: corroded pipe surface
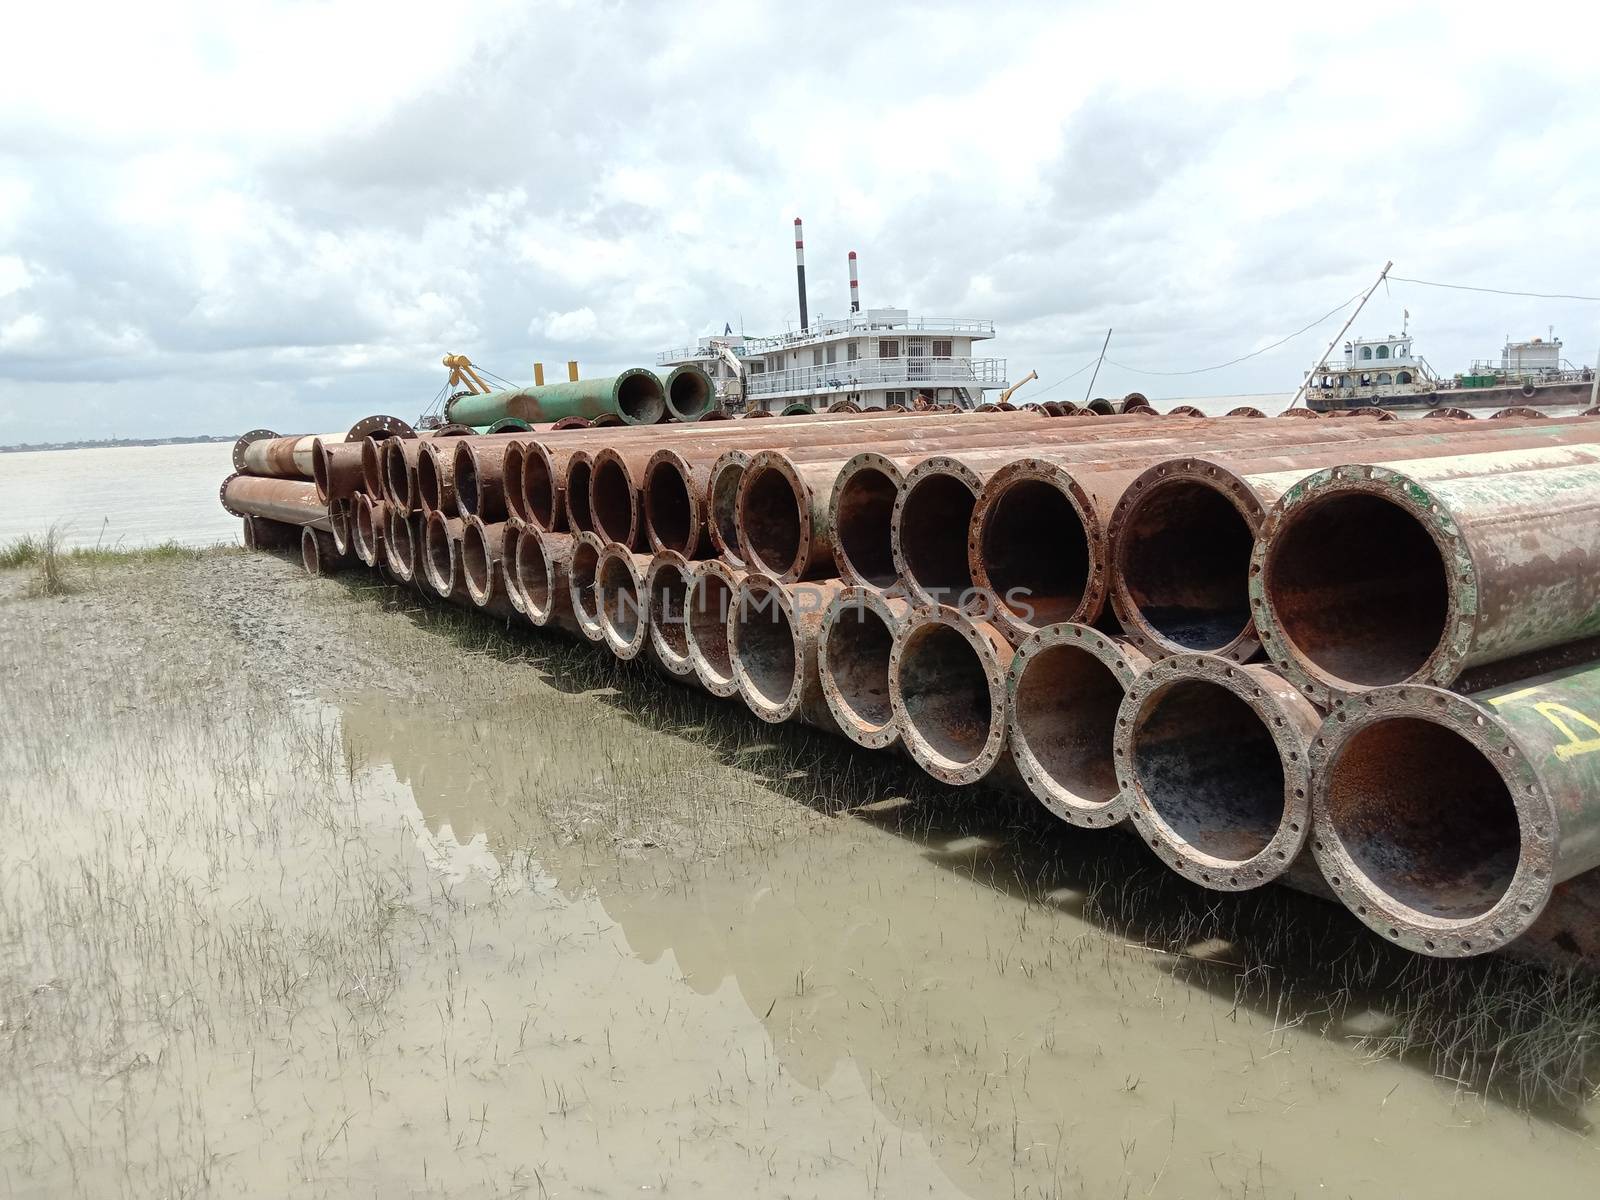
[662,363,716,422]
[353,495,387,567]
[567,532,607,643]
[1117,655,1321,890]
[515,530,580,633]
[687,560,745,697]
[422,513,471,605]
[328,498,353,556]
[890,608,1014,785]
[595,544,655,659]
[300,526,347,577]
[417,440,461,518]
[461,518,511,609]
[1310,663,1600,957]
[1007,623,1149,829]
[446,369,667,428]
[312,439,367,504]
[729,573,846,728]
[1254,444,1600,704]
[454,438,513,521]
[818,586,913,749]
[645,551,698,679]
[220,474,332,532]
[383,508,423,583]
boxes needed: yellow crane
[442,353,494,395]
[998,369,1038,405]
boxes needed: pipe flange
[892,456,984,608]
[219,471,245,517]
[731,572,806,723]
[1309,684,1556,957]
[818,586,912,749]
[346,414,414,442]
[1115,654,1317,891]
[889,608,1011,785]
[740,451,816,582]
[596,545,651,660]
[1006,622,1148,828]
[232,429,277,472]
[1106,457,1267,664]
[1249,463,1476,709]
[828,451,906,590]
[687,559,747,697]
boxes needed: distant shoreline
[0,436,233,454]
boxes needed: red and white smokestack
[794,217,809,332]
[848,250,859,313]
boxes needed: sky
[3,0,1599,443]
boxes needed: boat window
[1376,345,1390,360]
[1377,372,1392,385]
[1360,346,1373,360]
[879,339,900,359]
[1339,375,1350,387]
[1397,371,1412,384]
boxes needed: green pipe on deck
[445,368,667,428]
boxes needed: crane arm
[999,369,1038,405]
[442,353,494,395]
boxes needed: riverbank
[1,549,1597,1196]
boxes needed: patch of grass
[27,526,72,597]
[0,534,220,572]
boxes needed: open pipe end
[565,457,595,534]
[568,534,606,641]
[423,513,459,598]
[644,452,698,555]
[1007,624,1146,828]
[646,551,696,674]
[516,531,569,627]
[328,497,352,556]
[820,588,908,749]
[617,368,668,425]
[461,518,497,607]
[596,548,648,658]
[664,365,714,422]
[312,439,334,505]
[382,441,412,510]
[738,454,810,581]
[730,574,802,722]
[1118,656,1316,890]
[891,611,1010,784]
[361,437,386,498]
[1255,467,1456,705]
[707,454,750,567]
[830,455,903,589]
[353,496,385,567]
[973,461,1096,640]
[1109,460,1264,660]
[687,562,742,696]
[384,508,418,581]
[300,526,325,576]
[1311,686,1552,957]
[521,447,559,531]
[590,453,639,547]
[453,441,482,518]
[502,442,528,525]
[895,460,980,608]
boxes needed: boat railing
[745,356,1006,397]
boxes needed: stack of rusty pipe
[224,401,1600,971]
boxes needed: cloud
[2,0,1600,441]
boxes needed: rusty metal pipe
[564,452,595,535]
[417,440,461,518]
[502,440,529,526]
[890,608,1014,785]
[242,515,299,551]
[220,474,332,531]
[1116,655,1321,890]
[1253,444,1600,704]
[382,438,426,512]
[461,517,512,609]
[589,449,645,547]
[1310,663,1600,957]
[422,512,472,604]
[729,573,847,728]
[595,543,654,659]
[328,498,353,555]
[514,530,580,634]
[645,550,698,679]
[686,560,745,697]
[453,438,513,521]
[567,532,607,642]
[1006,623,1150,828]
[1110,425,1600,663]
[383,508,423,583]
[300,526,348,577]
[312,438,367,504]
[353,494,387,568]
[818,587,913,750]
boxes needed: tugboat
[1304,322,1596,412]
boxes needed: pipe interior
[1121,479,1254,650]
[566,461,594,532]
[741,468,802,575]
[618,373,666,424]
[503,446,526,523]
[826,605,895,729]
[900,474,976,601]
[669,371,711,418]
[516,541,553,616]
[982,478,1090,628]
[386,511,415,572]
[1014,643,1122,808]
[570,541,600,620]
[898,624,993,766]
[651,565,692,658]
[734,588,797,706]
[462,525,491,595]
[599,556,642,643]
[591,458,634,543]
[835,467,899,587]
[523,453,555,529]
[383,442,410,508]
[710,463,746,557]
[355,499,376,554]
[1325,718,1519,921]
[417,447,444,512]
[455,450,481,517]
[1267,493,1449,686]
[1132,679,1283,862]
[425,522,454,591]
[300,529,319,575]
[645,461,693,552]
[312,446,331,498]
[690,573,735,681]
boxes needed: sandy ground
[2,548,1599,1198]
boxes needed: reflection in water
[341,695,1600,1199]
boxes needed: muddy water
[341,697,1600,1198]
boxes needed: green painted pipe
[781,402,815,416]
[445,368,666,427]
[661,363,716,421]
